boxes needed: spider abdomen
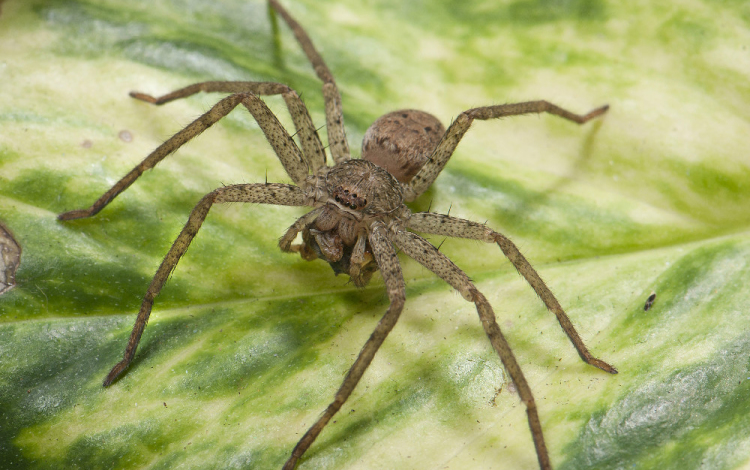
[362,109,445,183]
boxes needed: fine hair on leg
[282,221,406,470]
[405,101,609,200]
[407,211,617,374]
[104,183,308,386]
[389,227,552,469]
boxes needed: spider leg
[389,227,551,470]
[407,212,617,374]
[269,0,351,164]
[59,93,310,220]
[130,81,326,173]
[283,221,405,470]
[404,101,609,201]
[278,206,323,252]
[103,183,308,387]
[348,232,374,286]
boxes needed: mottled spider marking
[362,109,445,183]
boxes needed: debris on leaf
[644,291,656,311]
[0,221,21,295]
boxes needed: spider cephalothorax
[301,159,404,286]
[325,159,403,215]
[57,1,616,469]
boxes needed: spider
[58,1,617,468]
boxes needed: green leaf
[2,0,750,469]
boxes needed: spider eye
[350,204,357,210]
[334,196,340,203]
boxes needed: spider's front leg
[283,221,405,470]
[389,227,552,470]
[347,232,376,286]
[403,100,608,201]
[59,92,311,220]
[407,212,617,374]
[103,183,309,386]
[279,207,324,254]
[129,81,327,173]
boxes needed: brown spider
[58,1,617,468]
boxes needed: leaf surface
[2,1,750,469]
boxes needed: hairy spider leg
[405,101,609,200]
[408,212,618,375]
[282,221,405,470]
[129,81,327,173]
[103,183,308,386]
[58,91,312,220]
[269,0,350,164]
[390,227,551,469]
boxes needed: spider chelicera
[58,1,617,468]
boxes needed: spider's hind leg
[407,211,617,374]
[269,0,351,164]
[404,100,608,201]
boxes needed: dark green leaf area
[561,333,750,470]
[0,316,124,469]
[123,296,373,399]
[506,0,606,23]
[0,292,375,470]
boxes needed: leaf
[2,0,750,469]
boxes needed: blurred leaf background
[1,0,750,469]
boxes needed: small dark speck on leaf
[644,291,656,311]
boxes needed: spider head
[331,185,367,211]
[325,159,403,215]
